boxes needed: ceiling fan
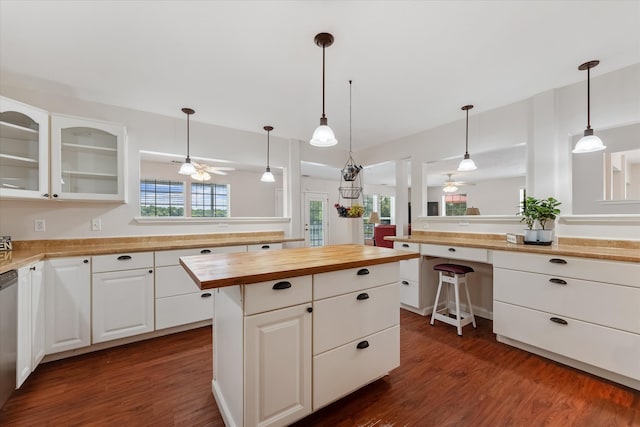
[442,173,474,193]
[171,160,235,181]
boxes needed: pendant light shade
[260,125,276,182]
[457,104,477,172]
[573,60,606,154]
[443,184,458,193]
[310,33,337,147]
[178,108,197,175]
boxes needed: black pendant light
[310,32,337,147]
[457,104,477,172]
[260,126,275,182]
[573,60,606,153]
[178,108,197,175]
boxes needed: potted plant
[536,197,561,242]
[520,196,539,242]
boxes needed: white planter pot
[524,229,538,242]
[538,229,553,243]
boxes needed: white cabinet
[16,261,45,388]
[45,257,91,354]
[394,242,440,315]
[30,262,45,370]
[92,252,154,343]
[50,114,127,201]
[493,251,640,387]
[0,96,49,199]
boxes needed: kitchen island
[180,244,419,427]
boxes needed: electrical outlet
[91,218,102,231]
[34,219,46,232]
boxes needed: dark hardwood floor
[2,310,639,426]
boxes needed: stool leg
[453,280,462,336]
[464,280,476,328]
[430,273,444,326]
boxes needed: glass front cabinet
[0,96,50,199]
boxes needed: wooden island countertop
[180,244,420,289]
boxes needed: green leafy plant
[519,196,539,230]
[536,197,561,230]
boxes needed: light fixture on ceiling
[338,80,363,201]
[191,170,211,182]
[261,125,276,183]
[310,32,337,147]
[178,107,197,175]
[573,60,606,154]
[443,183,458,193]
[457,104,477,172]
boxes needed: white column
[286,139,302,241]
[395,159,409,236]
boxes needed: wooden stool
[430,263,476,335]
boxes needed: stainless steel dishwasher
[0,269,17,409]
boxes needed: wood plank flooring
[2,310,639,426]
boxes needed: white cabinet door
[0,96,49,200]
[50,114,126,202]
[16,265,31,388]
[45,257,91,354]
[92,268,155,343]
[30,261,45,369]
[244,303,312,427]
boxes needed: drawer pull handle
[117,255,132,261]
[550,317,568,325]
[402,243,409,248]
[83,259,89,264]
[448,247,456,252]
[357,268,370,276]
[30,266,36,271]
[357,340,370,350]
[549,278,567,285]
[148,269,153,274]
[261,245,270,249]
[201,293,212,298]
[272,281,292,290]
[307,307,313,313]
[549,258,567,264]
[356,293,369,300]
[200,249,211,254]
[402,280,410,286]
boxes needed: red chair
[373,224,396,248]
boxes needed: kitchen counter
[0,232,303,274]
[180,244,420,289]
[386,231,640,263]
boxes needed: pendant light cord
[322,43,326,119]
[186,113,190,160]
[266,129,270,168]
[465,108,469,155]
[349,80,353,153]
[586,66,591,130]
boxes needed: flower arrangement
[335,203,364,218]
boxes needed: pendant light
[457,104,477,172]
[338,80,362,201]
[260,125,276,182]
[310,32,337,147]
[573,60,606,153]
[178,107,197,175]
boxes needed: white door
[304,192,328,247]
[92,268,155,343]
[244,303,312,427]
[45,257,91,354]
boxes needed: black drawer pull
[307,307,313,313]
[83,259,89,264]
[201,293,212,298]
[357,340,370,350]
[549,258,567,264]
[448,247,456,252]
[148,269,153,274]
[549,278,567,285]
[272,281,292,290]
[200,249,211,254]
[550,317,568,325]
[261,245,270,249]
[30,266,36,271]
[402,243,409,248]
[357,293,369,300]
[357,268,370,276]
[402,280,410,286]
[43,193,49,198]
[117,255,132,261]
[52,193,58,198]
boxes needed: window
[363,194,395,239]
[443,193,467,216]
[191,183,229,217]
[140,180,184,216]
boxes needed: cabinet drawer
[393,241,420,252]
[314,263,399,300]
[494,268,640,334]
[399,258,419,282]
[155,265,201,298]
[156,290,213,330]
[244,275,312,315]
[399,279,420,308]
[494,301,640,381]
[155,245,247,267]
[313,283,399,355]
[247,243,283,251]
[493,251,640,287]
[421,244,488,263]
[313,325,400,410]
[92,251,154,273]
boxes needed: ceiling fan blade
[210,170,228,175]
[204,166,235,172]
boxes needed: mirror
[139,151,284,217]
[572,122,640,214]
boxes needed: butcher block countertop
[180,244,420,289]
[386,231,640,263]
[0,231,302,274]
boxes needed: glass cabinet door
[0,96,49,199]
[50,115,127,202]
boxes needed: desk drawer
[393,242,420,252]
[399,257,419,282]
[156,290,213,329]
[313,282,399,355]
[155,265,200,298]
[247,243,283,251]
[244,275,312,315]
[314,263,399,300]
[313,325,400,410]
[92,251,154,273]
[494,301,640,381]
[421,244,488,263]
[399,279,420,308]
